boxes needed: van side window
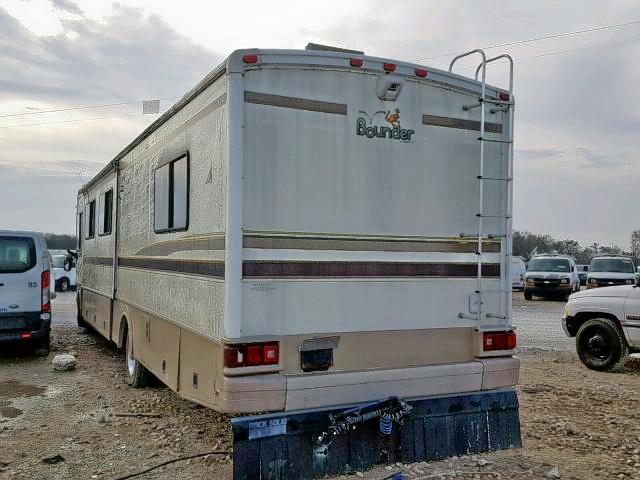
[87,200,96,239]
[98,189,113,236]
[154,154,189,233]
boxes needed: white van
[511,256,526,290]
[52,253,76,291]
[0,231,53,352]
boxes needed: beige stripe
[135,236,225,256]
[244,236,500,253]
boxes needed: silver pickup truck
[563,285,640,371]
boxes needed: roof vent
[305,43,364,55]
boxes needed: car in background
[524,254,580,301]
[586,255,636,289]
[511,256,526,290]
[576,264,589,286]
[51,253,76,292]
[0,231,53,353]
[563,285,639,371]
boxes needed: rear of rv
[219,50,518,412]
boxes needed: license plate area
[0,317,26,331]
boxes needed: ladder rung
[479,289,512,294]
[458,313,478,320]
[477,175,512,181]
[483,98,513,106]
[486,313,507,320]
[476,214,511,219]
[488,234,507,239]
[478,137,513,144]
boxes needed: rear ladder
[450,50,515,331]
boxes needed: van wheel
[524,291,533,301]
[124,329,149,388]
[576,318,628,371]
[34,331,50,356]
[59,278,69,292]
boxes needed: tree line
[513,230,635,265]
[43,233,77,250]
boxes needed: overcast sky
[1,0,639,248]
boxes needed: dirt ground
[2,293,640,479]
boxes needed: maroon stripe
[242,262,499,278]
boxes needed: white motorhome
[75,47,518,414]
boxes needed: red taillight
[415,68,428,78]
[243,54,259,64]
[263,343,279,365]
[246,344,263,366]
[350,58,363,68]
[20,332,32,340]
[483,331,516,352]
[498,91,510,101]
[383,63,396,72]
[224,342,280,368]
[41,270,50,313]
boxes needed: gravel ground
[2,292,640,480]
[512,291,574,352]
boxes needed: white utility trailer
[75,45,519,478]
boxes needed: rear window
[0,236,37,274]
[52,255,65,268]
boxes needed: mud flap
[232,389,521,479]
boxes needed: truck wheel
[125,329,149,388]
[576,318,628,371]
[524,291,533,301]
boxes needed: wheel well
[118,315,129,349]
[567,311,621,337]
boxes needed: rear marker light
[41,270,51,313]
[415,68,428,78]
[483,331,516,352]
[20,332,32,340]
[498,91,510,101]
[224,342,279,368]
[242,54,259,64]
[350,58,363,68]
[383,63,396,72]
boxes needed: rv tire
[124,329,149,388]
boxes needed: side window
[98,189,113,236]
[87,200,96,239]
[154,154,189,233]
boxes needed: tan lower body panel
[106,301,518,414]
[80,289,111,338]
[285,362,482,411]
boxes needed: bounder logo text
[356,108,415,142]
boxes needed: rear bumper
[0,312,50,344]
[215,356,520,413]
[525,285,570,295]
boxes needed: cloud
[516,148,566,161]
[50,0,82,16]
[575,147,630,168]
[0,5,222,104]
